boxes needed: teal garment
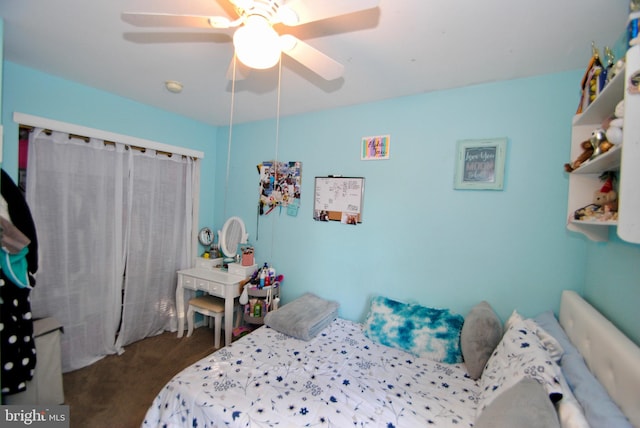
[1,246,31,289]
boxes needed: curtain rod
[20,125,179,158]
[15,113,204,159]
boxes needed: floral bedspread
[142,319,479,427]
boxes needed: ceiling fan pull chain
[224,54,238,221]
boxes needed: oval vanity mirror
[218,216,248,262]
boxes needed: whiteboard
[313,177,365,223]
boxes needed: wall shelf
[566,41,640,244]
[573,69,625,127]
[570,144,622,174]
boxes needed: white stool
[187,295,226,348]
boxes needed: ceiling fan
[122,0,380,81]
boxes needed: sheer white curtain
[26,128,196,371]
[26,129,126,372]
[115,149,193,349]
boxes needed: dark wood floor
[63,327,217,428]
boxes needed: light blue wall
[584,234,640,344]
[1,61,218,230]
[214,71,591,324]
[2,59,638,344]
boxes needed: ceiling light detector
[165,80,183,93]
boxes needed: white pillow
[503,309,523,332]
[526,319,565,362]
[477,317,564,418]
[504,312,564,362]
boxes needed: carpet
[63,327,217,428]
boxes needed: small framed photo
[361,135,390,160]
[454,138,507,190]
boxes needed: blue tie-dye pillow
[363,295,464,363]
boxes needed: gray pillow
[475,377,561,428]
[460,301,502,379]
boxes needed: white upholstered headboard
[559,290,640,428]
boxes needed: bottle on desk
[268,265,276,285]
[259,268,266,288]
[252,300,262,317]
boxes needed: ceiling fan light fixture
[233,15,281,69]
[232,0,255,10]
[208,16,231,28]
[279,34,298,53]
[277,6,299,26]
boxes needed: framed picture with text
[454,138,507,190]
[361,135,390,160]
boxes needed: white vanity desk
[176,258,250,347]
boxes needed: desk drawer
[195,257,223,269]
[181,275,196,290]
[196,279,223,296]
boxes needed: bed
[142,291,640,427]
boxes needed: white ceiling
[0,0,632,126]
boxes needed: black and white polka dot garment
[1,169,39,399]
[1,275,37,397]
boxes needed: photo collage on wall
[258,161,302,216]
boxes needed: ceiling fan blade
[121,12,234,29]
[282,0,380,25]
[280,35,344,80]
[226,56,252,81]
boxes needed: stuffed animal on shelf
[593,173,618,214]
[602,100,624,145]
[574,173,618,222]
[590,128,614,157]
[564,140,594,172]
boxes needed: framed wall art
[258,161,302,216]
[454,138,507,190]
[361,135,390,160]
[313,176,365,224]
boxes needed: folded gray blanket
[264,292,339,341]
